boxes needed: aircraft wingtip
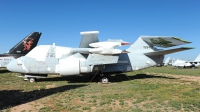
[181,47,195,49]
[172,37,191,43]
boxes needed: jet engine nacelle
[59,58,80,76]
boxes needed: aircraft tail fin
[79,31,99,48]
[194,54,200,61]
[7,32,41,55]
[126,37,155,53]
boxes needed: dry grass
[0,66,200,112]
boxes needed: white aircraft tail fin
[126,37,156,53]
[194,54,200,61]
[79,31,99,48]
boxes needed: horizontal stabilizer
[141,36,191,48]
[144,47,194,56]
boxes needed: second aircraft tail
[6,32,41,56]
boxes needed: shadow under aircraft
[0,84,87,110]
[36,73,175,83]
[0,69,9,73]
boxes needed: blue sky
[0,0,199,60]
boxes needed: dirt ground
[148,73,200,83]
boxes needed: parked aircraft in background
[168,58,177,65]
[163,57,170,66]
[172,59,194,68]
[7,31,193,83]
[189,54,200,67]
[172,54,200,68]
[194,54,200,62]
[0,32,41,68]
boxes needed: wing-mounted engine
[58,53,88,76]
[59,58,80,76]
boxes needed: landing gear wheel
[101,77,109,84]
[29,77,36,83]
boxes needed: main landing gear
[100,73,109,84]
[89,73,109,84]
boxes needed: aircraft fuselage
[7,45,163,76]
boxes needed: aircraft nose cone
[7,59,27,73]
[7,59,18,72]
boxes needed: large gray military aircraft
[0,32,41,68]
[7,31,193,83]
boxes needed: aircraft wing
[141,36,191,48]
[144,47,194,56]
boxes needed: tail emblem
[23,38,34,51]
